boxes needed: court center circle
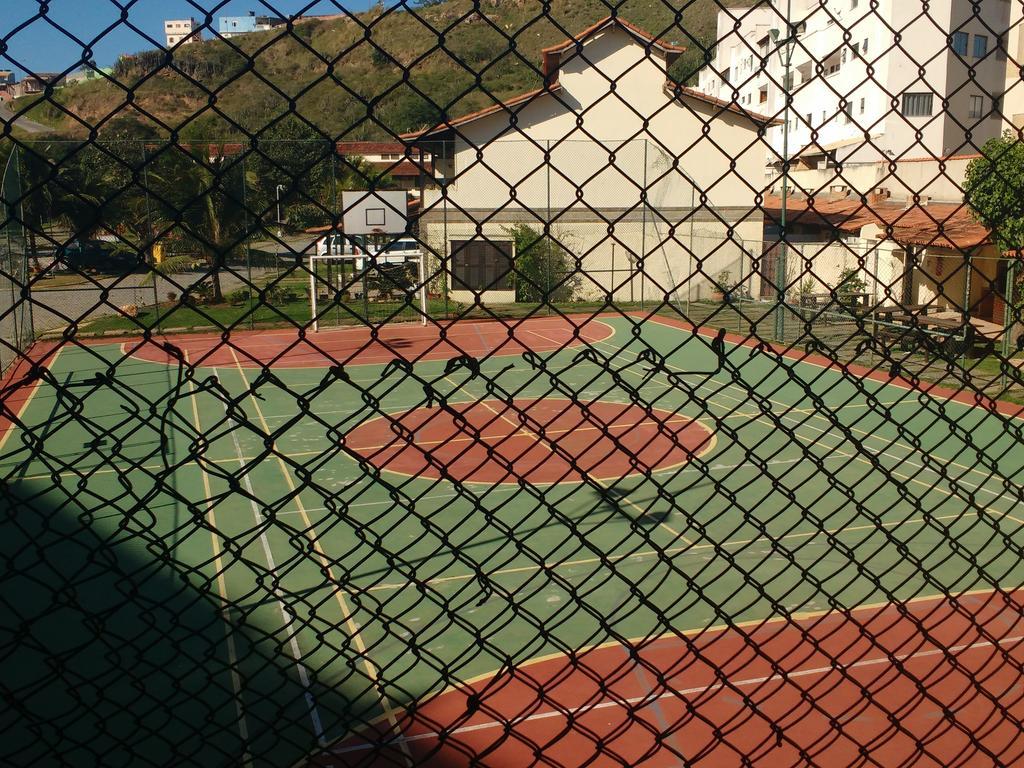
[343,398,716,484]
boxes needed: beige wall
[420,26,768,304]
[421,213,764,305]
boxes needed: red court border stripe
[0,340,62,450]
[637,312,1024,421]
[316,587,1024,767]
[111,315,617,369]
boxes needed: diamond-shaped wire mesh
[3,1,1024,766]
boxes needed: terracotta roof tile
[401,85,561,140]
[665,83,783,126]
[336,141,407,155]
[763,195,991,250]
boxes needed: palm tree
[144,144,250,303]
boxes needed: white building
[1004,0,1024,129]
[218,13,285,39]
[164,18,203,48]
[405,17,777,305]
[698,1,1010,178]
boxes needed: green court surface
[3,314,1024,767]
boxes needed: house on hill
[403,16,778,305]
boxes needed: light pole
[275,184,286,238]
[770,0,794,344]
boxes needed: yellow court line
[0,345,64,455]
[228,349,413,764]
[618,340,1024,528]
[441,374,695,547]
[185,355,253,767]
[633,318,1008,486]
[365,508,978,595]
[329,578,1024,751]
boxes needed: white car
[315,234,421,267]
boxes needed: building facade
[164,18,203,48]
[218,13,285,38]
[698,0,1010,173]
[406,17,776,306]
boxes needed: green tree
[145,144,250,303]
[504,223,581,303]
[964,132,1024,253]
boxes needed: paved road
[26,268,280,334]
[0,103,52,135]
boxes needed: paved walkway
[0,103,52,135]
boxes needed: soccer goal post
[307,251,428,331]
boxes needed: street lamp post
[770,0,794,344]
[275,184,286,238]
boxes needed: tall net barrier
[0,148,31,374]
[4,2,1024,767]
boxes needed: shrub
[504,224,580,303]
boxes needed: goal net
[307,243,428,330]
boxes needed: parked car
[57,240,141,274]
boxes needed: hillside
[12,0,752,140]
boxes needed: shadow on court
[0,482,461,768]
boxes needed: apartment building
[164,18,203,48]
[698,0,1010,170]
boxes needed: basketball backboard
[341,190,408,235]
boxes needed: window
[451,240,513,292]
[859,97,865,114]
[806,112,812,126]
[952,32,969,56]
[852,41,860,57]
[969,95,984,118]
[974,35,988,58]
[851,0,858,7]
[902,92,933,117]
[843,104,854,123]
[862,38,868,54]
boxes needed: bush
[504,224,581,303]
[227,288,251,305]
[835,267,866,301]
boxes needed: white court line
[227,354,413,764]
[218,375,327,747]
[330,633,1024,754]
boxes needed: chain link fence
[4,1,1024,766]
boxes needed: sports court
[3,312,1024,767]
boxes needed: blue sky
[2,0,375,76]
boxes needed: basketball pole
[310,258,318,333]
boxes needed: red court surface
[343,398,716,484]
[317,589,1024,767]
[121,316,616,369]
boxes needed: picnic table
[877,312,995,359]
[800,292,871,311]
[871,304,929,322]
